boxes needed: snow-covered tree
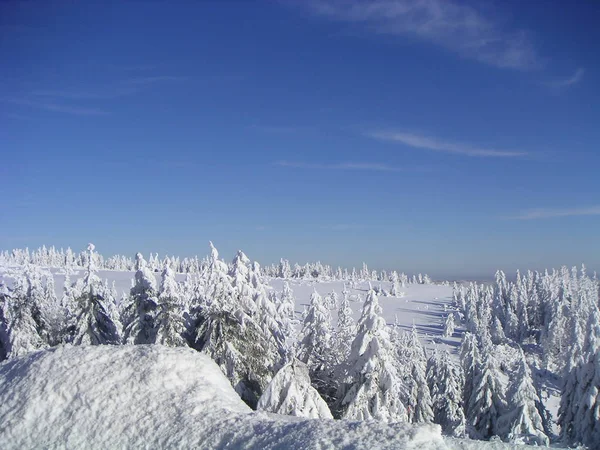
[443,312,455,338]
[155,264,187,346]
[333,288,355,366]
[257,358,333,419]
[427,350,466,437]
[296,289,335,403]
[122,253,159,344]
[559,341,600,448]
[336,289,407,422]
[460,332,479,414]
[195,243,284,409]
[497,349,549,446]
[466,348,505,440]
[400,324,434,424]
[71,244,121,346]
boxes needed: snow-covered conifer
[155,264,187,346]
[427,350,466,437]
[257,358,333,419]
[497,349,549,445]
[122,253,159,344]
[337,289,407,422]
[71,244,120,345]
[466,347,505,440]
[443,312,455,338]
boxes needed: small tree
[337,289,407,422]
[257,358,333,419]
[122,253,159,344]
[443,312,455,338]
[497,349,549,445]
[427,350,466,437]
[155,265,187,346]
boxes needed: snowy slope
[0,345,530,449]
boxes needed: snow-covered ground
[0,345,530,449]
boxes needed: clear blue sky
[1,0,599,278]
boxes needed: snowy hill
[0,345,529,449]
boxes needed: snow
[0,345,530,449]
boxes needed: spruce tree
[497,349,549,445]
[155,265,187,346]
[427,350,466,437]
[337,289,407,422]
[71,244,120,345]
[122,253,159,344]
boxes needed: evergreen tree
[257,358,333,419]
[401,324,434,423]
[333,288,355,366]
[337,289,407,422]
[427,350,466,437]
[122,253,159,344]
[497,349,549,445]
[296,289,335,404]
[443,312,455,338]
[466,348,505,440]
[155,265,187,346]
[71,244,120,345]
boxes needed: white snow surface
[0,345,530,449]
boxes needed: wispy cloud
[30,76,186,100]
[367,130,526,157]
[5,75,185,115]
[545,68,585,89]
[511,206,600,220]
[3,97,108,116]
[294,0,540,70]
[275,160,406,172]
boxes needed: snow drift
[0,345,527,449]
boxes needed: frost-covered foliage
[154,264,187,347]
[194,243,285,409]
[442,312,455,338]
[122,253,159,345]
[466,348,505,440]
[558,341,600,449]
[70,244,120,346]
[427,350,465,437]
[332,287,355,366]
[397,324,434,424]
[497,349,548,446]
[337,289,407,422]
[257,358,333,419]
[296,289,336,404]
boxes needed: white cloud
[512,206,600,220]
[368,130,526,157]
[546,68,585,88]
[275,160,406,172]
[296,0,539,70]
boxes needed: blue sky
[1,0,599,278]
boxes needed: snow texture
[0,345,531,449]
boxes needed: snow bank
[0,345,527,449]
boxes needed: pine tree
[195,243,284,409]
[337,289,407,422]
[443,312,455,338]
[401,324,434,424]
[296,289,335,404]
[0,271,47,358]
[257,358,333,419]
[122,253,159,344]
[155,264,187,346]
[71,244,121,345]
[333,288,355,366]
[497,349,549,445]
[466,347,505,440]
[559,332,600,448]
[427,350,466,437]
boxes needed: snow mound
[0,345,249,448]
[0,345,528,449]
